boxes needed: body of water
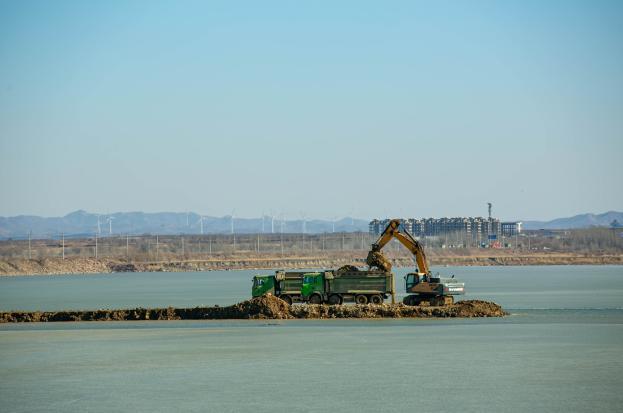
[1,265,622,412]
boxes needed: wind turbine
[107,216,115,235]
[196,215,208,235]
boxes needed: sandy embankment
[0,252,621,276]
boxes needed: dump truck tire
[355,295,368,305]
[280,295,292,305]
[328,294,342,305]
[369,295,383,305]
[309,294,322,304]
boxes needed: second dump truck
[301,268,395,305]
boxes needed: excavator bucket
[366,250,392,272]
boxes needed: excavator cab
[405,273,420,290]
[405,272,429,290]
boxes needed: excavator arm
[367,219,430,274]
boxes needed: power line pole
[156,235,159,260]
[62,233,65,260]
[95,233,98,259]
[126,234,129,258]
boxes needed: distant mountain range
[521,211,623,230]
[0,210,370,239]
[0,210,620,239]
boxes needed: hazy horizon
[1,207,621,224]
[1,1,621,220]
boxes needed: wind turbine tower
[107,216,114,235]
[196,216,207,235]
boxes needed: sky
[0,0,621,221]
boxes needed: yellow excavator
[366,219,465,306]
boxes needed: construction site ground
[0,295,507,322]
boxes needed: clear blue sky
[1,0,621,221]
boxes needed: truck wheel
[369,295,383,305]
[328,294,342,305]
[280,295,292,305]
[309,294,322,305]
[355,295,368,305]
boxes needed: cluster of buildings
[369,218,522,238]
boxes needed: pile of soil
[336,265,359,273]
[0,295,506,323]
[290,300,507,319]
[225,295,293,319]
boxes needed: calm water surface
[1,265,622,412]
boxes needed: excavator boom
[367,219,429,274]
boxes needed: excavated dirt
[0,295,507,323]
[366,250,393,272]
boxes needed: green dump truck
[300,269,395,305]
[251,271,306,304]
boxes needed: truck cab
[252,275,276,297]
[301,272,324,302]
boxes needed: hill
[0,210,369,239]
[522,211,623,230]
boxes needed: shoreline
[0,253,621,276]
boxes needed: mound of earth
[336,265,360,273]
[0,296,506,323]
[226,295,293,319]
